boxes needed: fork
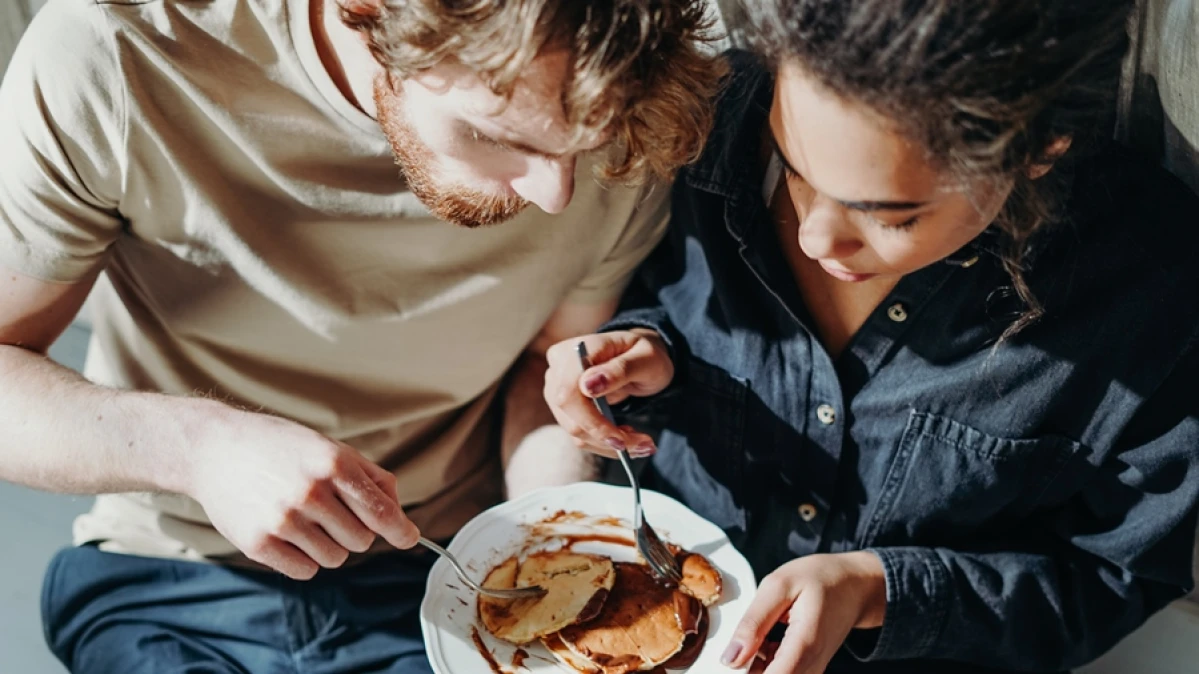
[576,342,683,584]
[416,537,547,600]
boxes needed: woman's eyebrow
[768,132,928,212]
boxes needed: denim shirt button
[816,404,837,425]
[887,302,909,322]
[798,503,818,521]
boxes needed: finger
[336,457,421,550]
[724,576,796,669]
[302,491,376,553]
[617,425,656,459]
[546,400,621,458]
[762,618,829,671]
[545,333,640,373]
[248,538,320,581]
[545,374,629,454]
[765,593,835,674]
[749,642,778,674]
[279,512,351,569]
[578,337,671,399]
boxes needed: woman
[542,1,1199,672]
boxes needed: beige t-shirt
[0,0,668,561]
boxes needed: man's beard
[374,77,529,229]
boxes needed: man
[0,0,722,670]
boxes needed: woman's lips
[818,261,877,282]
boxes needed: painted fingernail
[631,444,656,458]
[583,374,608,396]
[605,437,626,452]
[721,642,743,666]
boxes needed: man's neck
[310,0,380,118]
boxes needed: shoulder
[1046,144,1199,309]
[1,0,129,172]
[1022,144,1199,389]
[8,0,123,86]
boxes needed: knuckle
[760,573,788,595]
[299,481,325,507]
[566,423,589,440]
[349,533,375,553]
[278,507,305,533]
[374,470,398,493]
[551,386,574,408]
[246,539,275,563]
[605,358,629,381]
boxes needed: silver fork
[576,342,683,584]
[417,537,547,600]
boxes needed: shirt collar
[681,51,775,212]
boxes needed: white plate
[420,481,756,673]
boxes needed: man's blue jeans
[41,544,436,673]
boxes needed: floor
[3,323,1197,673]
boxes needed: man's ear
[1028,137,1072,179]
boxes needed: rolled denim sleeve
[850,347,1199,670]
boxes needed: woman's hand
[543,329,675,458]
[724,551,887,674]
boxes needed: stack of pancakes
[478,549,722,673]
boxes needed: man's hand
[723,551,887,674]
[184,404,420,580]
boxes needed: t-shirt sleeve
[0,0,127,283]
[564,179,671,304]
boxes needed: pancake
[557,562,703,673]
[542,633,602,674]
[677,551,723,606]
[478,551,615,645]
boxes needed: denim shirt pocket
[858,411,1083,548]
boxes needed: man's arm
[0,270,197,495]
[500,299,620,498]
[0,268,419,578]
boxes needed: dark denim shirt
[607,52,1199,673]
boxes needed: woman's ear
[1028,137,1073,179]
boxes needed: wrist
[166,395,239,498]
[845,550,888,629]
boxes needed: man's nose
[510,156,576,214]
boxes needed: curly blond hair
[340,0,726,183]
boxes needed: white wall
[1,0,48,75]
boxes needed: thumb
[723,577,796,669]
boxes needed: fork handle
[611,447,644,528]
[581,358,645,529]
[415,537,480,592]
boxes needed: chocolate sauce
[469,626,506,674]
[576,587,611,623]
[564,533,636,548]
[512,647,529,669]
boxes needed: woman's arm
[854,346,1199,670]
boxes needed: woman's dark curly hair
[744,0,1135,335]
